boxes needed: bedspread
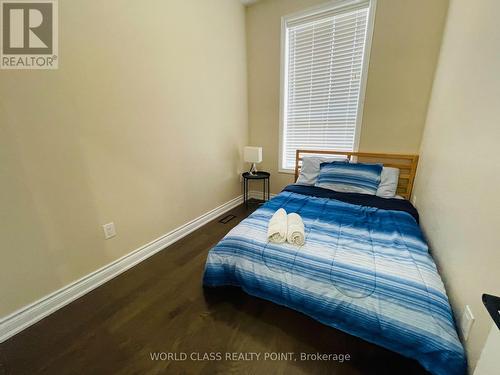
[203,186,466,375]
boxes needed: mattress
[203,185,466,375]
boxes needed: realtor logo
[1,0,58,69]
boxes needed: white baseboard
[0,194,244,343]
[248,190,277,200]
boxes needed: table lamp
[244,146,262,176]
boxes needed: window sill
[278,168,295,175]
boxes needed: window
[279,0,375,171]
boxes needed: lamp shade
[244,146,262,163]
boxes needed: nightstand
[242,171,270,208]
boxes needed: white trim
[278,13,288,174]
[0,194,244,343]
[282,0,370,21]
[278,0,377,171]
[248,190,278,200]
[353,0,376,151]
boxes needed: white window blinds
[281,1,372,170]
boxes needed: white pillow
[296,156,348,185]
[376,167,400,198]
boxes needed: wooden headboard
[294,150,419,199]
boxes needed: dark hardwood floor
[0,201,428,375]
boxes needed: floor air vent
[218,214,236,224]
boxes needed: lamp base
[249,163,258,175]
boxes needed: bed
[203,150,466,375]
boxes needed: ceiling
[240,0,260,6]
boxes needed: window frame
[278,0,377,173]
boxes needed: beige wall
[246,0,448,193]
[474,326,500,375]
[0,0,248,318]
[413,0,500,371]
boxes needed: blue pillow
[315,162,383,195]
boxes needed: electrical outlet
[460,305,475,341]
[102,222,116,239]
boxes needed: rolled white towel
[267,208,287,243]
[287,213,305,246]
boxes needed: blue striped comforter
[203,187,466,375]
